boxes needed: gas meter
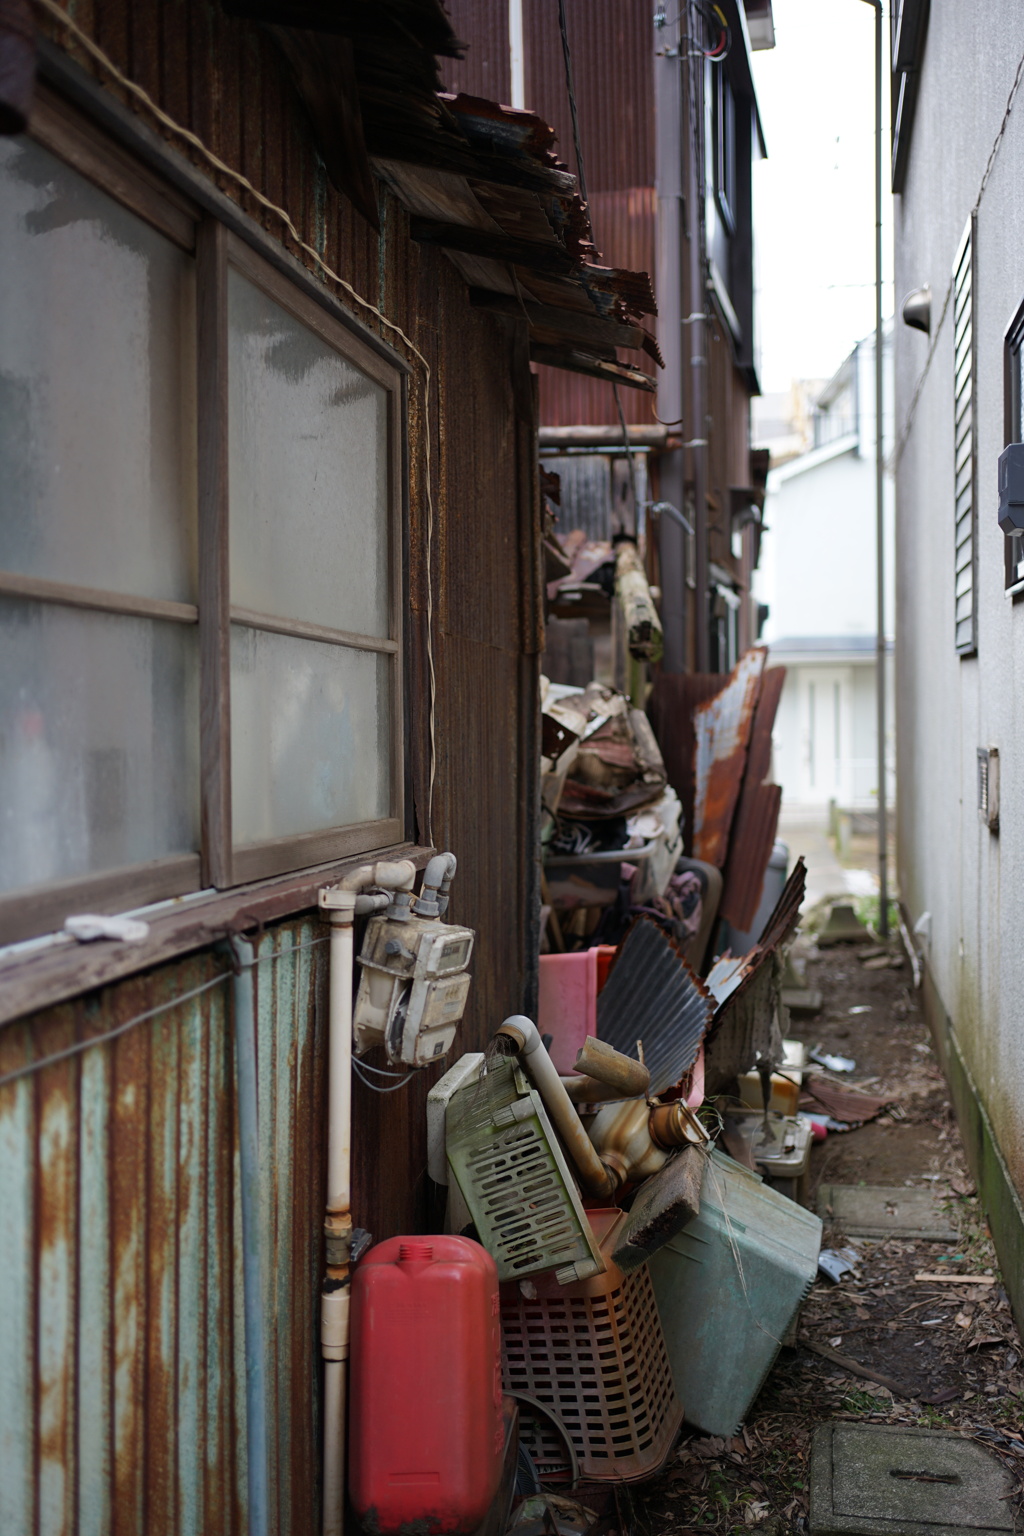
[353,896,475,1068]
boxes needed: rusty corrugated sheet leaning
[692,647,767,866]
[719,665,787,932]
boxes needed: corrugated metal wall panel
[444,0,659,429]
[443,0,512,103]
[0,921,329,1535]
[521,0,654,192]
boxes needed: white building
[893,0,1024,1333]
[755,329,894,811]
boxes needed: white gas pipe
[319,860,417,1536]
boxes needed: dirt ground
[623,932,1024,1536]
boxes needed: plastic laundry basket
[648,1149,822,1437]
[501,1209,683,1483]
[446,1055,604,1285]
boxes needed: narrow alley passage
[628,934,1024,1536]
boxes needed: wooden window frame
[1003,294,1024,596]
[0,84,408,945]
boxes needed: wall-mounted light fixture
[901,285,931,333]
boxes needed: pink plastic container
[349,1236,504,1535]
[538,947,615,1072]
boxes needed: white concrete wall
[757,331,895,646]
[895,0,1024,1198]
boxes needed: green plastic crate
[446,1056,605,1285]
[649,1149,821,1436]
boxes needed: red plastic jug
[349,1235,504,1535]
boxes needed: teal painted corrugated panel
[0,917,328,1536]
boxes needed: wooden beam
[408,217,575,275]
[528,343,656,391]
[615,542,664,663]
[467,287,645,351]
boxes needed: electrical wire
[556,0,589,212]
[612,382,640,532]
[31,0,438,845]
[0,972,231,1089]
[0,934,331,1090]
[353,1060,415,1093]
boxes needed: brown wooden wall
[1,5,543,1529]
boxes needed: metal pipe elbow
[496,1017,621,1200]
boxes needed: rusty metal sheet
[692,647,767,867]
[718,782,783,933]
[0,919,329,1535]
[646,673,725,852]
[718,666,786,929]
[521,0,654,195]
[441,0,512,103]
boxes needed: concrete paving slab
[817,1183,958,1241]
[810,1423,1018,1535]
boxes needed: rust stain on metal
[692,647,767,867]
[647,673,726,854]
[719,666,786,930]
[0,926,330,1535]
[718,782,783,933]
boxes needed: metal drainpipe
[685,45,710,672]
[230,936,270,1536]
[654,4,687,672]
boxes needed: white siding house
[755,331,894,812]
[893,0,1024,1331]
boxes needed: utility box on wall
[977,747,999,833]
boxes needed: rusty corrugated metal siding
[442,0,512,103]
[521,0,654,192]
[0,920,327,1535]
[444,0,659,427]
[10,6,544,1528]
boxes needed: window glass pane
[0,139,197,602]
[230,627,390,845]
[227,270,390,638]
[0,598,199,894]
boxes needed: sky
[749,0,895,394]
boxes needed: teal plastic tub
[649,1149,822,1437]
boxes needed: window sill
[0,840,433,1028]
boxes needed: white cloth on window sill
[64,914,150,944]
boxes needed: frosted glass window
[230,626,390,845]
[0,139,197,602]
[0,599,199,894]
[227,270,390,637]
